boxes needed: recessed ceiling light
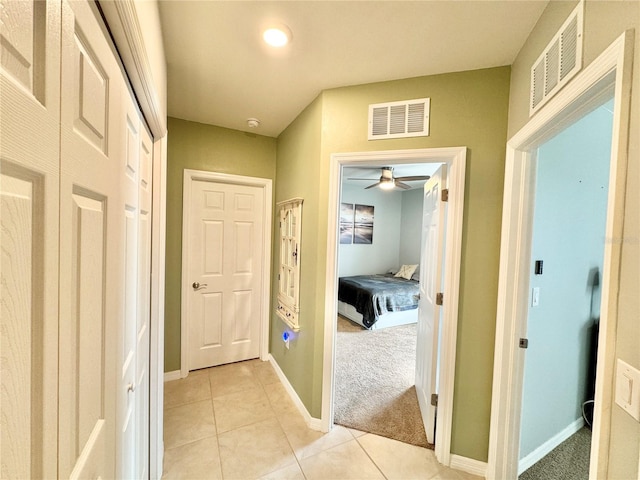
[263,25,292,47]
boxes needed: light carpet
[334,316,430,448]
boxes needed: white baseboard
[518,417,585,474]
[449,455,488,478]
[164,370,181,382]
[268,354,323,431]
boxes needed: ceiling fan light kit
[350,166,430,191]
[379,178,395,190]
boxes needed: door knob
[192,282,208,290]
[127,383,135,393]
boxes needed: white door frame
[180,169,273,378]
[487,31,634,480]
[322,147,467,466]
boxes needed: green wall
[270,96,325,416]
[272,67,511,460]
[164,117,277,372]
[329,68,511,461]
[508,1,640,477]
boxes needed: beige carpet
[334,316,430,448]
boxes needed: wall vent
[529,1,583,116]
[368,98,430,140]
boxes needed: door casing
[487,31,635,480]
[323,147,467,466]
[180,169,273,378]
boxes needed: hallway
[162,359,481,479]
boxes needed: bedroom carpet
[519,427,591,480]
[334,315,430,449]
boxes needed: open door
[415,165,447,444]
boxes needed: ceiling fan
[348,167,430,190]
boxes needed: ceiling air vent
[368,98,430,140]
[530,0,583,116]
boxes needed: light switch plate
[615,358,640,422]
[531,287,540,307]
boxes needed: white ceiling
[158,1,548,138]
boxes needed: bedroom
[334,163,442,447]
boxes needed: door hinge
[519,338,529,349]
[431,393,438,407]
[436,292,444,306]
[441,188,449,202]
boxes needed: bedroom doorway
[333,162,442,448]
[323,147,467,466]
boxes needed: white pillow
[411,267,420,281]
[394,264,418,280]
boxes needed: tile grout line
[261,378,309,479]
[353,434,390,480]
[208,373,227,480]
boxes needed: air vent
[368,98,430,140]
[530,0,583,116]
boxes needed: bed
[337,273,420,330]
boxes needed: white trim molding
[322,147,467,466]
[163,371,181,383]
[149,136,168,479]
[269,355,323,431]
[488,31,634,480]
[180,170,273,378]
[450,455,488,478]
[98,0,167,138]
[518,418,584,475]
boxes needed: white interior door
[416,164,447,445]
[0,0,61,477]
[186,178,264,370]
[58,1,152,477]
[58,1,122,477]
[118,50,153,480]
[118,90,142,479]
[1,1,152,477]
[136,122,153,479]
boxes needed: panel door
[416,165,447,445]
[187,180,264,370]
[58,1,125,477]
[117,88,141,479]
[0,0,61,477]
[135,120,153,479]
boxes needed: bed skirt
[337,300,418,330]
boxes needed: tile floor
[163,359,483,480]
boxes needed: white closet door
[118,86,154,479]
[0,1,61,478]
[136,122,153,479]
[117,85,140,479]
[58,1,124,477]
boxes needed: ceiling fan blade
[395,181,412,189]
[394,175,431,181]
[365,182,381,189]
[347,178,379,181]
